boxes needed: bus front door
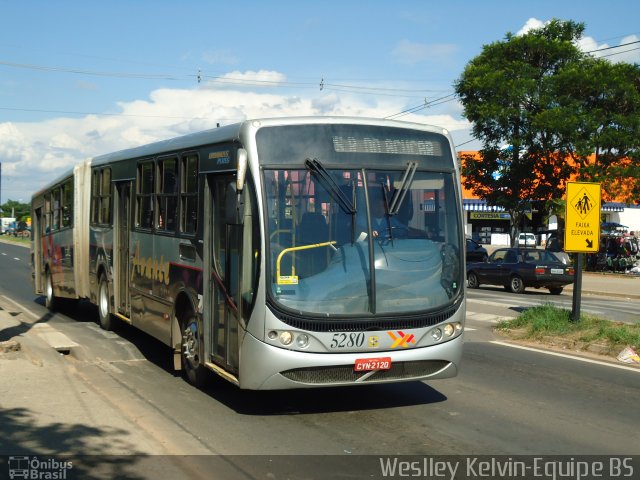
[114,182,131,317]
[206,174,241,375]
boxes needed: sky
[1,0,639,205]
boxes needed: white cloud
[584,34,640,64]
[517,18,640,64]
[516,18,548,36]
[0,69,466,203]
[391,40,457,65]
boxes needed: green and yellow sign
[564,182,601,253]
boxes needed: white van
[518,233,536,247]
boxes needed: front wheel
[45,270,57,310]
[181,314,209,388]
[98,275,117,331]
[467,272,480,289]
[509,275,525,294]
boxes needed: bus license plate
[354,357,392,372]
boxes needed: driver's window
[504,250,517,263]
[492,250,507,263]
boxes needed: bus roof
[31,116,451,199]
[90,116,449,168]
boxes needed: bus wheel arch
[174,293,209,387]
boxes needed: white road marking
[1,295,39,320]
[13,257,20,261]
[490,341,640,373]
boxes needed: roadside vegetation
[496,304,640,357]
[0,235,30,246]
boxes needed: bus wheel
[98,275,116,331]
[181,314,209,388]
[45,270,57,310]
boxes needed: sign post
[564,182,601,321]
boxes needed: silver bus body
[32,116,465,390]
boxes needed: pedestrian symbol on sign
[571,188,596,220]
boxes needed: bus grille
[280,360,449,384]
[268,295,464,333]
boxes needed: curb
[564,288,640,301]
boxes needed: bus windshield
[263,166,462,316]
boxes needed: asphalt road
[1,239,639,469]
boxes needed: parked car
[466,238,488,262]
[544,231,571,265]
[466,247,574,295]
[518,232,536,247]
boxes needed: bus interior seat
[296,212,330,277]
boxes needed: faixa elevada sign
[564,181,601,253]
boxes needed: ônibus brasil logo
[8,456,73,479]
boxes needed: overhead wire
[1,31,637,122]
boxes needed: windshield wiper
[305,158,356,214]
[389,161,417,216]
[379,183,394,243]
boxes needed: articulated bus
[31,117,465,389]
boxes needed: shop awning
[464,199,626,213]
[601,202,625,212]
[462,199,505,212]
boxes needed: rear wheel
[98,275,117,331]
[45,270,57,310]
[181,313,209,388]
[548,286,564,295]
[509,275,525,294]
[467,272,480,289]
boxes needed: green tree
[1,199,31,221]
[550,59,640,202]
[455,19,587,245]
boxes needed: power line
[0,59,186,81]
[454,138,476,148]
[586,39,640,53]
[0,57,444,98]
[384,93,456,119]
[0,106,207,120]
[597,46,640,59]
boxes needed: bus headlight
[279,331,294,346]
[443,324,455,337]
[296,334,309,349]
[431,328,443,342]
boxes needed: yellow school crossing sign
[564,182,601,253]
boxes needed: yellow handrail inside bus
[276,241,336,284]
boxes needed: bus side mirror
[236,148,248,193]
[235,148,248,224]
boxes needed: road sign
[564,182,601,253]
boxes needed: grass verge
[0,235,30,247]
[496,304,640,358]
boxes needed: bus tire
[181,312,209,388]
[45,270,57,310]
[98,275,117,331]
